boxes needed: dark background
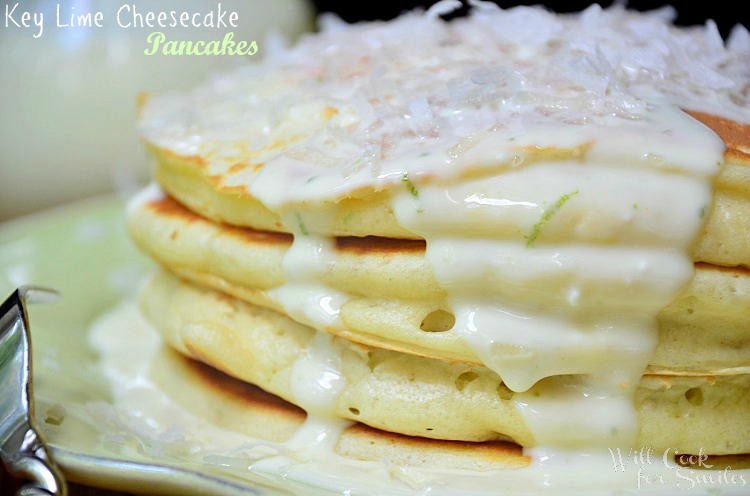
[311,1,746,39]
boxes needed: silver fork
[0,287,67,496]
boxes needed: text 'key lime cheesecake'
[126,0,750,491]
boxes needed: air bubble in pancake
[497,384,515,401]
[420,309,455,332]
[455,371,479,391]
[685,387,704,406]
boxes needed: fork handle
[8,451,66,496]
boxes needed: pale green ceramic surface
[0,196,291,495]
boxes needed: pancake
[126,193,750,376]
[142,116,750,268]
[150,346,750,475]
[140,269,750,455]
[150,345,530,472]
[127,3,750,489]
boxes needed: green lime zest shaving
[295,212,309,236]
[342,212,355,225]
[525,190,579,247]
[401,172,423,212]
[402,172,419,198]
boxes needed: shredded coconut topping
[139,2,748,202]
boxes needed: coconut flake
[728,24,750,53]
[426,0,463,19]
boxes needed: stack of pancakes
[126,3,750,471]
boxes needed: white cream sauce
[269,234,357,465]
[267,227,348,331]
[270,216,354,455]
[388,105,720,450]
[260,101,722,453]
[87,301,750,495]
[288,332,352,455]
